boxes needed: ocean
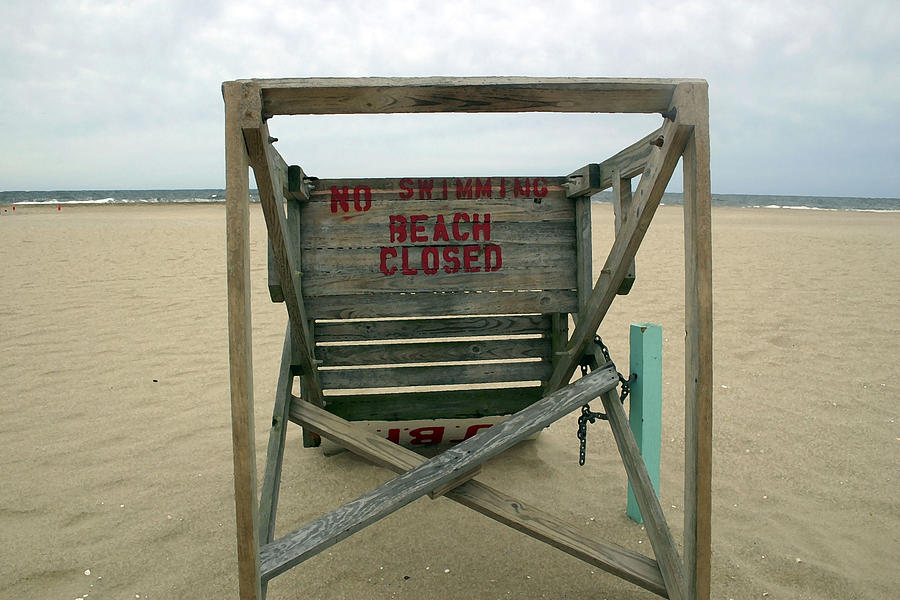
[0,189,897,212]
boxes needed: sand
[1,202,897,599]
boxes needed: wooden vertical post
[612,174,636,295]
[626,323,662,523]
[223,81,262,600]
[680,82,713,600]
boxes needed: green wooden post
[627,323,662,523]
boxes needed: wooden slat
[238,77,696,116]
[612,175,636,295]
[290,399,666,595]
[306,290,579,319]
[599,387,685,600]
[574,195,592,316]
[546,112,693,393]
[258,328,293,546]
[314,315,551,342]
[318,337,550,366]
[319,387,543,422]
[302,265,576,297]
[680,82,713,600]
[299,244,576,273]
[260,365,620,580]
[566,127,664,197]
[223,80,262,600]
[299,220,578,248]
[319,361,553,390]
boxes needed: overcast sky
[1,0,897,197]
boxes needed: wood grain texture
[317,386,543,422]
[223,77,702,116]
[223,80,262,600]
[319,360,552,389]
[259,365,619,581]
[313,315,551,342]
[258,328,293,546]
[243,119,323,405]
[612,175,636,295]
[599,388,685,600]
[679,82,713,600]
[574,195,592,315]
[546,114,693,393]
[305,290,579,319]
[566,128,663,197]
[317,337,550,366]
[289,399,667,596]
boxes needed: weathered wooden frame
[223,77,712,600]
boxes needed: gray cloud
[1,0,897,196]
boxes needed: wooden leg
[258,327,295,545]
[681,85,713,600]
[223,81,262,600]
[600,388,685,600]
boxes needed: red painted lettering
[399,178,414,199]
[456,178,473,199]
[330,186,350,213]
[433,214,450,242]
[450,423,494,443]
[380,247,398,275]
[441,179,448,199]
[499,177,507,198]
[387,428,401,444]
[484,244,502,271]
[463,245,481,273]
[410,214,428,243]
[452,213,470,241]
[472,213,491,241]
[409,426,444,445]
[514,177,530,197]
[442,246,461,273]
[353,185,371,211]
[417,179,434,199]
[400,247,418,275]
[533,177,548,197]
[421,247,439,275]
[475,178,492,199]
[389,215,407,243]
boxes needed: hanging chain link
[576,335,636,466]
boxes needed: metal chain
[577,335,636,466]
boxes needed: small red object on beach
[58,205,61,211]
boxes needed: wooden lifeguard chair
[223,77,712,600]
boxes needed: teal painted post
[626,323,663,523]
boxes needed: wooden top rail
[224,77,706,117]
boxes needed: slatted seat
[267,174,588,446]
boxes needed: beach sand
[1,203,897,599]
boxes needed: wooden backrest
[271,174,587,422]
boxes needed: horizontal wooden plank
[302,265,576,297]
[317,338,551,367]
[319,361,553,390]
[299,220,578,248]
[308,176,568,200]
[302,199,574,228]
[313,315,552,342]
[319,387,544,421]
[241,77,693,115]
[300,244,576,280]
[289,398,667,596]
[260,365,620,580]
[305,290,579,319]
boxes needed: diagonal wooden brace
[240,105,323,403]
[290,398,668,597]
[259,366,619,582]
[547,113,693,394]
